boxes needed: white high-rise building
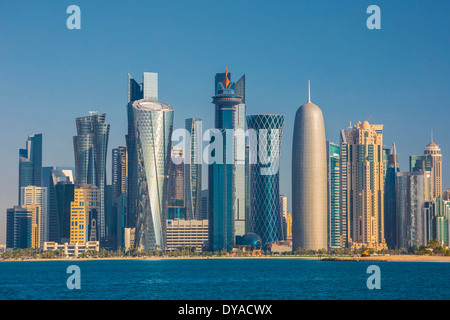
[20,185,48,246]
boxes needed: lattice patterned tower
[247,114,285,246]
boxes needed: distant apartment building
[124,228,135,250]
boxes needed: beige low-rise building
[166,219,208,251]
[43,241,99,258]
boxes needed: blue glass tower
[209,68,243,251]
[6,206,32,249]
[246,114,285,247]
[384,142,399,249]
[18,134,42,204]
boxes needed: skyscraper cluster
[5,69,449,253]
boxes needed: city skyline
[1,1,450,244]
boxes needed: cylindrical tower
[292,82,327,251]
[132,99,174,251]
[247,114,285,246]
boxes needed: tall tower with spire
[209,68,243,251]
[424,140,442,199]
[292,81,327,251]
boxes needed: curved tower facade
[247,114,285,246]
[73,113,109,243]
[292,83,327,251]
[131,99,174,250]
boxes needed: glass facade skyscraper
[126,72,158,233]
[209,68,243,251]
[73,113,110,244]
[384,142,399,249]
[396,171,426,249]
[18,133,42,204]
[234,75,247,237]
[129,99,174,251]
[246,114,285,246]
[185,118,202,220]
[6,206,32,249]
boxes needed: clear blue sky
[1,1,450,243]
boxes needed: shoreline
[1,255,450,263]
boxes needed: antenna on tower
[308,80,311,102]
[431,129,434,142]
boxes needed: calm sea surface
[0,258,448,300]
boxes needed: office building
[43,241,99,258]
[384,142,399,249]
[280,195,288,240]
[410,141,442,200]
[423,196,450,246]
[126,72,158,233]
[234,75,247,237]
[201,189,209,221]
[209,68,243,251]
[166,219,209,251]
[326,141,341,249]
[73,112,110,244]
[6,206,32,249]
[168,146,185,207]
[42,166,75,240]
[292,82,327,251]
[22,204,41,249]
[127,98,174,250]
[18,134,42,204]
[20,186,47,247]
[48,170,75,243]
[247,114,285,246]
[340,119,387,250]
[123,228,135,251]
[185,118,203,220]
[112,146,128,199]
[70,185,100,245]
[396,171,427,249]
[245,144,251,234]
